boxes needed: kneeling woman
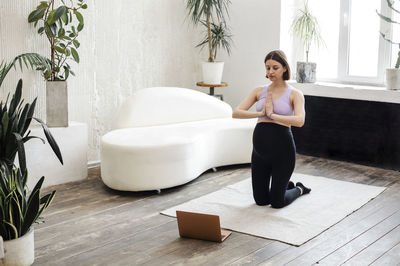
[233,50,311,208]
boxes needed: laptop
[176,210,232,242]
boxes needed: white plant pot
[0,228,34,266]
[386,68,400,90]
[46,81,68,127]
[202,61,224,84]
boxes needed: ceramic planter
[46,81,68,127]
[202,61,224,84]
[296,61,316,83]
[0,228,34,266]
[386,68,400,90]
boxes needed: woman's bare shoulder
[289,87,304,98]
[254,86,265,98]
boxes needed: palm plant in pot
[377,0,400,90]
[0,79,63,266]
[291,0,324,83]
[186,0,233,85]
[28,0,87,127]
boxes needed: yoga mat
[161,173,386,246]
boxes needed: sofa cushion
[113,87,232,129]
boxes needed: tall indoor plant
[186,0,232,84]
[28,0,87,127]
[377,0,400,90]
[0,79,63,265]
[291,0,324,83]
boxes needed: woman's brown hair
[264,50,291,80]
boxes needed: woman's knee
[270,199,285,209]
[253,194,269,206]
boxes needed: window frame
[334,0,392,86]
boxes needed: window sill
[288,81,400,104]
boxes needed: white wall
[217,0,281,108]
[0,0,281,163]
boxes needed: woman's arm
[232,87,265,119]
[267,90,305,127]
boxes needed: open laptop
[176,210,232,242]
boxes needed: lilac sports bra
[256,85,294,120]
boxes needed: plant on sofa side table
[377,0,400,90]
[186,0,233,84]
[28,0,87,127]
[291,0,325,83]
[0,79,63,266]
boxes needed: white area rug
[161,173,386,246]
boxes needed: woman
[233,50,311,208]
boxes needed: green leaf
[73,40,80,48]
[49,6,67,24]
[54,46,66,54]
[64,66,70,80]
[81,4,88,9]
[61,12,68,24]
[71,48,80,63]
[28,7,46,23]
[74,10,84,24]
[58,27,65,37]
[33,118,63,165]
[38,27,45,34]
[1,111,9,138]
[77,23,84,32]
[22,187,40,235]
[13,133,26,175]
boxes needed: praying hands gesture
[264,91,274,118]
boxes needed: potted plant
[186,0,233,84]
[377,1,400,90]
[28,0,87,127]
[291,0,325,83]
[0,79,63,265]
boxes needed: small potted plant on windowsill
[186,0,233,84]
[28,0,87,127]
[291,0,325,83]
[377,1,400,90]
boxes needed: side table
[196,81,228,101]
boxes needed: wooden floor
[34,154,400,265]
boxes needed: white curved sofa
[100,87,257,191]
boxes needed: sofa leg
[212,167,217,172]
[156,189,161,194]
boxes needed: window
[280,0,393,85]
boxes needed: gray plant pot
[296,61,316,83]
[46,81,68,127]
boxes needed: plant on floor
[290,0,324,62]
[28,0,87,81]
[0,163,55,240]
[186,0,232,62]
[0,79,62,240]
[377,0,400,68]
[0,79,63,172]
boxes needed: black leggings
[251,122,300,208]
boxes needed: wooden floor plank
[343,224,400,265]
[257,184,400,266]
[370,242,400,266]
[31,154,400,265]
[317,210,400,265]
